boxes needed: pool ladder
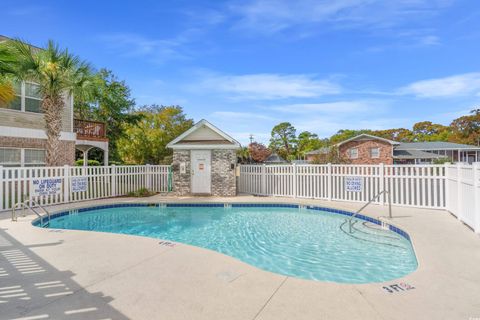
[347,190,392,234]
[12,198,51,227]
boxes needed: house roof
[396,141,480,151]
[305,147,330,155]
[264,153,288,163]
[393,149,444,160]
[336,134,399,147]
[167,119,241,150]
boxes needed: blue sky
[2,0,480,144]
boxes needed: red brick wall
[339,140,393,164]
[0,136,76,165]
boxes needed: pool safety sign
[345,176,363,192]
[30,178,62,197]
[71,177,88,192]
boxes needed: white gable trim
[336,133,399,147]
[167,119,241,149]
[169,144,240,150]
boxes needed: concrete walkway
[1,195,479,320]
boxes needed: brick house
[167,119,241,196]
[306,134,480,164]
[0,35,108,167]
[336,134,396,165]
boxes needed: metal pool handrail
[348,190,392,233]
[12,199,51,226]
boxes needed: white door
[191,150,211,194]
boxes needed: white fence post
[261,164,266,195]
[457,163,464,222]
[63,165,70,203]
[293,163,297,198]
[444,163,450,212]
[379,163,385,205]
[111,165,117,197]
[146,164,152,190]
[474,162,480,233]
[327,163,332,201]
[0,166,3,211]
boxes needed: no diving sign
[345,176,363,192]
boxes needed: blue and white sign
[71,177,88,193]
[345,176,363,192]
[30,178,62,197]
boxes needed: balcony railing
[74,119,108,141]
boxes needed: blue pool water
[43,205,417,283]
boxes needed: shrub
[127,188,155,197]
[432,157,451,165]
[75,159,101,166]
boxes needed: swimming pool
[35,203,417,283]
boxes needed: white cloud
[211,111,278,121]
[419,35,441,46]
[97,30,204,63]
[197,73,341,100]
[399,72,480,98]
[270,100,385,114]
[230,0,453,34]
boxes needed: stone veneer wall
[211,149,236,196]
[339,140,393,165]
[0,136,75,165]
[172,150,191,196]
[172,149,237,196]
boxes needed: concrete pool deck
[1,195,479,320]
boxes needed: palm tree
[0,39,95,166]
[0,46,16,105]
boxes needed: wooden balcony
[74,119,108,141]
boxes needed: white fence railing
[0,165,172,211]
[239,163,480,232]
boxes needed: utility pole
[249,134,254,144]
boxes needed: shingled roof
[393,149,444,159]
[396,141,480,151]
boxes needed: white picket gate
[0,165,172,211]
[239,163,480,232]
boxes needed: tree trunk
[42,95,65,166]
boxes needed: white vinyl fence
[239,163,480,232]
[0,165,172,211]
[445,163,480,232]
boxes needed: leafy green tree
[74,69,141,162]
[329,129,371,145]
[373,128,414,142]
[117,105,193,164]
[449,109,480,145]
[297,131,325,157]
[1,39,94,165]
[411,121,450,141]
[236,146,250,163]
[269,122,297,160]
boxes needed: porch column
[83,149,89,166]
[104,149,109,166]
